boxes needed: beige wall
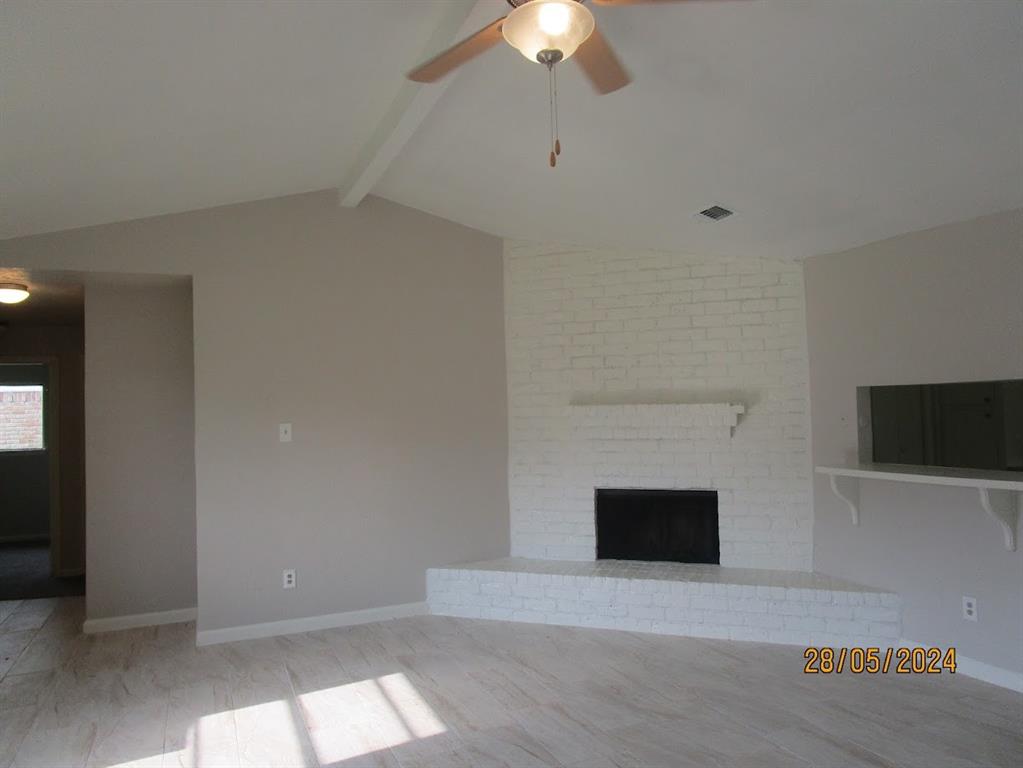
[85,280,196,619]
[0,192,509,631]
[805,208,1023,673]
[0,325,85,573]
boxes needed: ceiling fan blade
[574,27,631,94]
[407,18,506,83]
[591,0,698,5]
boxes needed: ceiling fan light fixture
[0,283,30,304]
[503,0,595,63]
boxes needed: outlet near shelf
[962,595,977,622]
[283,569,297,590]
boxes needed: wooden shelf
[815,463,1023,551]
[567,402,745,435]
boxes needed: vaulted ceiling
[2,1,1021,259]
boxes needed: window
[0,385,45,451]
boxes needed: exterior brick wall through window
[0,386,44,451]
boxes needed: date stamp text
[803,646,957,674]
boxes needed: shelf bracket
[828,474,860,526]
[978,488,1020,552]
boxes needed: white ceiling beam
[338,0,496,208]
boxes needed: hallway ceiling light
[0,283,30,304]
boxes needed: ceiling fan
[408,0,696,166]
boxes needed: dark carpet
[0,542,84,600]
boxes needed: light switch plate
[279,423,292,443]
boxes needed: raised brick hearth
[428,558,901,647]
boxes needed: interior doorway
[0,360,82,598]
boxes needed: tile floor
[0,597,1020,767]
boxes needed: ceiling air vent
[698,205,733,221]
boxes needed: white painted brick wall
[505,241,812,570]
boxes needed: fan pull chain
[547,62,556,167]
[553,62,561,158]
[539,51,563,167]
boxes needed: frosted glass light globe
[502,0,595,63]
[539,3,570,36]
[0,284,29,304]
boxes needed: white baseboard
[900,637,1023,693]
[195,601,429,646]
[83,606,197,634]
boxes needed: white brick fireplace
[504,241,813,571]
[428,242,901,649]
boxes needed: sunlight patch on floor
[75,672,447,767]
[299,672,448,765]
[160,706,243,768]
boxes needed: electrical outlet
[279,423,292,443]
[962,595,977,622]
[283,569,297,590]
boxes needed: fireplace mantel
[568,402,745,435]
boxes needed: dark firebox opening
[595,489,719,564]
